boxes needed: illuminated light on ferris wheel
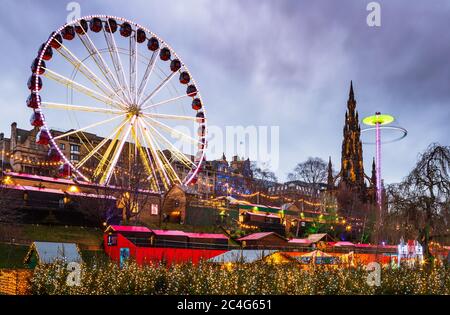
[362,112,407,208]
[27,15,207,192]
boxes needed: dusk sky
[0,0,449,184]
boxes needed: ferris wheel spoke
[53,114,126,140]
[140,118,196,169]
[101,116,136,185]
[150,137,182,186]
[141,94,191,111]
[75,117,129,170]
[142,114,202,145]
[76,22,132,104]
[42,67,124,109]
[41,102,124,115]
[136,125,163,192]
[138,119,182,184]
[137,119,172,190]
[136,50,158,105]
[103,21,133,104]
[132,125,159,192]
[54,39,128,107]
[129,32,138,104]
[139,71,178,108]
[92,125,125,180]
[138,119,172,190]
[143,112,197,122]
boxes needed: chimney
[10,122,17,151]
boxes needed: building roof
[237,232,286,242]
[25,242,82,264]
[208,249,278,263]
[107,225,152,233]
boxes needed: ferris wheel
[27,15,207,192]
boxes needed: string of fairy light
[1,150,63,166]
[0,150,136,176]
[30,260,449,295]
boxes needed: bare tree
[386,143,450,260]
[287,157,328,185]
[74,184,119,226]
[114,160,157,223]
[335,182,376,242]
[74,158,156,226]
[250,162,278,189]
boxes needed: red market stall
[103,225,228,265]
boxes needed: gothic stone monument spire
[340,81,365,191]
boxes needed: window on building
[70,154,79,162]
[60,143,65,150]
[70,144,80,153]
[151,204,159,215]
[107,235,117,246]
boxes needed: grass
[0,223,103,249]
[22,225,103,248]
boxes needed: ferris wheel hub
[127,104,141,116]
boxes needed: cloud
[0,0,448,185]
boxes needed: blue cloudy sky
[0,0,449,184]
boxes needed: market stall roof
[4,171,89,186]
[66,191,117,199]
[234,202,281,214]
[106,225,151,233]
[307,233,335,243]
[244,211,280,219]
[151,230,189,237]
[208,249,278,263]
[105,226,228,239]
[237,232,286,242]
[333,241,355,247]
[24,241,82,264]
[289,238,313,245]
[354,243,373,248]
[184,233,228,239]
[22,185,65,194]
[300,250,331,258]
